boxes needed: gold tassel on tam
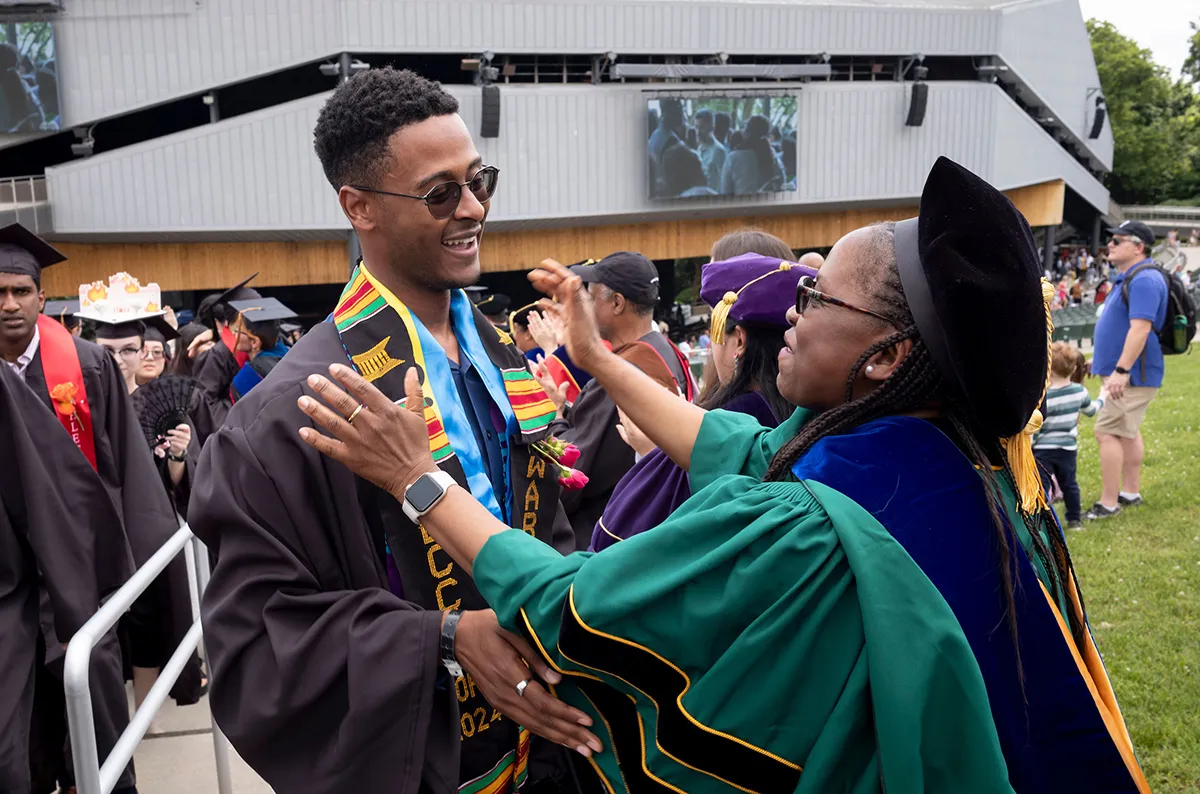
[1000,277,1056,514]
[708,291,739,345]
[707,261,794,345]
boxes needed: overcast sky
[1078,0,1196,78]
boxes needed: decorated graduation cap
[700,253,818,344]
[76,270,179,341]
[894,156,1052,514]
[0,222,67,281]
[92,314,180,343]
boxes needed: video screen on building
[0,21,60,132]
[647,95,797,200]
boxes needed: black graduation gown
[0,364,133,792]
[190,322,577,794]
[24,337,191,790]
[189,341,237,446]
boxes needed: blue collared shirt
[1092,260,1168,387]
[449,356,507,500]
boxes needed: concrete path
[127,686,273,794]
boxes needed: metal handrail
[63,524,233,794]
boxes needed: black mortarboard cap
[0,223,67,279]
[475,293,511,317]
[215,272,262,305]
[464,285,489,304]
[894,156,1047,440]
[43,299,80,319]
[228,297,298,323]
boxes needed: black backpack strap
[1119,262,1157,306]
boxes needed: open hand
[526,309,563,354]
[455,610,602,758]
[298,364,436,500]
[528,260,611,372]
[531,357,568,412]
[616,407,655,457]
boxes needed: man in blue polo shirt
[1087,220,1169,520]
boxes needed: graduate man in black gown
[191,67,598,793]
[0,362,133,793]
[0,224,188,793]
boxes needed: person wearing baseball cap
[545,251,696,548]
[1087,219,1170,520]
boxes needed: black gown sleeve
[190,384,457,793]
[190,342,238,442]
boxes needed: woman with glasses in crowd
[592,230,809,551]
[302,158,1150,793]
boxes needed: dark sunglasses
[795,276,896,326]
[351,166,499,220]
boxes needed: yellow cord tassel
[1000,278,1056,514]
[709,291,739,344]
[707,261,794,345]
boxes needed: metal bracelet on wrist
[167,450,187,462]
[440,609,464,678]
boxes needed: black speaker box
[906,83,928,127]
[481,85,501,138]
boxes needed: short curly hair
[313,66,460,190]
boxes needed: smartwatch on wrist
[402,471,457,523]
[440,609,464,678]
[1114,366,1130,376]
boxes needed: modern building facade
[0,0,1113,308]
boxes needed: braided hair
[764,222,1088,652]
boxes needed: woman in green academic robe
[297,158,1150,794]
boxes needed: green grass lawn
[1070,352,1200,793]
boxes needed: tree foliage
[1088,19,1200,205]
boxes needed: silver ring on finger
[515,678,531,698]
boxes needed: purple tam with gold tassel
[699,253,818,344]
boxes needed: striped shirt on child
[1032,383,1102,451]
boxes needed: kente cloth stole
[35,315,98,470]
[334,261,556,520]
[334,263,554,791]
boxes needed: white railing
[63,524,234,794]
[1124,205,1200,225]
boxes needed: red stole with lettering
[36,314,98,470]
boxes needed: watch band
[440,609,464,678]
[401,470,457,523]
[1114,366,1130,375]
[167,450,187,462]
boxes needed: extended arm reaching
[529,260,706,470]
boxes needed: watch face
[406,474,445,514]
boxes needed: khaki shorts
[1094,386,1158,439]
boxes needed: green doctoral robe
[473,409,1015,794]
